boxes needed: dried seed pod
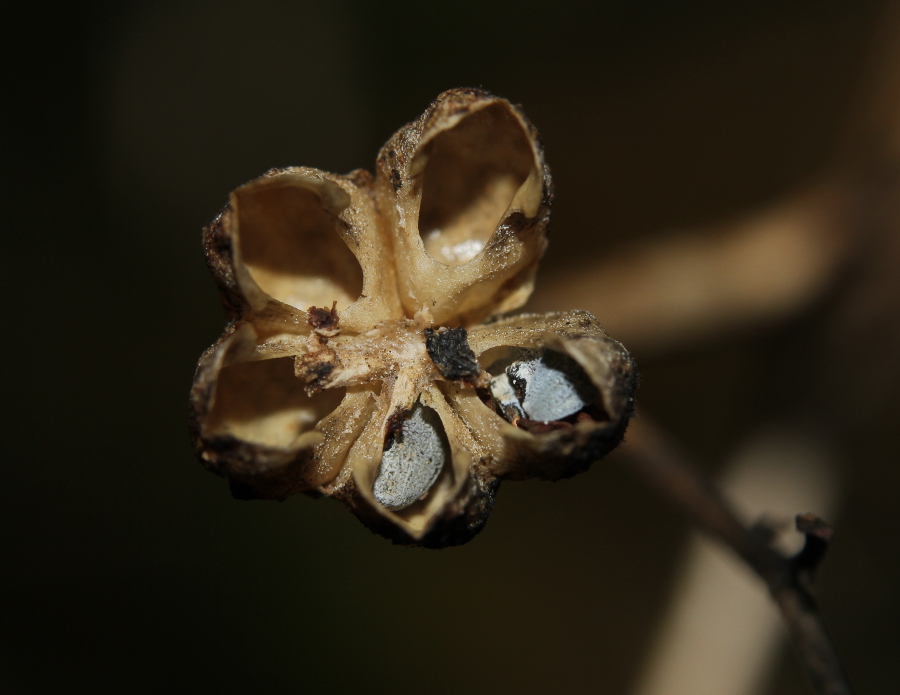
[375,89,552,326]
[189,324,374,499]
[463,310,637,481]
[190,89,636,547]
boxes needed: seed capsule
[490,348,599,423]
[373,403,448,510]
[191,89,637,547]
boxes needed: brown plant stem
[621,417,854,695]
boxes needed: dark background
[4,1,897,693]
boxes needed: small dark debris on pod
[425,326,481,382]
[307,301,340,336]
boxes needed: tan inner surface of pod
[439,382,506,457]
[206,356,344,449]
[236,180,363,310]
[475,335,550,373]
[313,388,378,487]
[416,103,537,267]
[478,345,520,371]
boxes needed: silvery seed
[492,349,598,422]
[373,403,448,510]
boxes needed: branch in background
[621,418,854,695]
[530,179,852,356]
[532,3,900,360]
[629,428,839,695]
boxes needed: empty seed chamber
[189,89,637,547]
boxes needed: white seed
[494,349,597,422]
[489,372,525,421]
[373,403,447,510]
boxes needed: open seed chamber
[190,89,637,547]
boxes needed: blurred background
[5,1,898,693]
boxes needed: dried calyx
[190,88,636,547]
